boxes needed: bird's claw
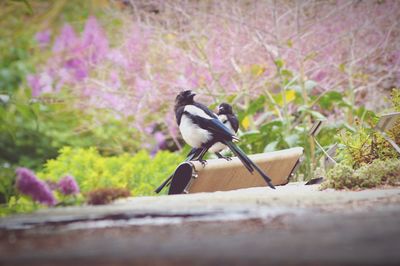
[224,156,232,161]
[199,159,208,167]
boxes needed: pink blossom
[81,16,109,63]
[154,131,167,149]
[27,72,53,97]
[16,168,57,206]
[107,50,129,68]
[64,58,88,81]
[53,23,79,52]
[58,175,80,195]
[35,29,51,47]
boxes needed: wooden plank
[184,147,303,193]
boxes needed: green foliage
[0,168,17,204]
[0,196,39,217]
[335,88,400,169]
[0,88,144,171]
[320,88,400,190]
[336,127,396,169]
[323,159,400,190]
[38,147,184,196]
[392,88,400,112]
[233,62,361,180]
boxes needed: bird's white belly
[179,115,211,148]
[208,142,227,153]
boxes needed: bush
[86,188,130,205]
[323,159,400,190]
[38,147,184,196]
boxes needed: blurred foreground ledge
[1,184,400,266]
[1,183,399,230]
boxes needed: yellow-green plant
[38,147,184,196]
[336,89,400,169]
[323,159,400,190]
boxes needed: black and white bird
[155,102,237,193]
[174,90,275,189]
[208,102,239,160]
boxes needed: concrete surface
[1,183,400,265]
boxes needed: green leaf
[318,91,343,109]
[304,80,317,92]
[274,59,285,69]
[298,106,326,120]
[264,140,279,152]
[273,90,296,107]
[240,130,261,144]
[284,134,300,147]
[307,110,326,120]
[339,63,346,73]
[247,95,266,115]
[260,120,283,133]
[280,69,293,78]
[250,64,266,77]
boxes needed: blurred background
[1,0,399,213]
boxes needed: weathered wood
[171,147,303,194]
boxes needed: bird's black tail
[154,147,203,194]
[225,141,254,174]
[225,141,275,189]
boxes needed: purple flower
[58,175,80,195]
[27,72,53,97]
[16,168,57,206]
[52,23,79,53]
[154,131,167,150]
[64,58,88,81]
[35,29,51,48]
[45,180,59,191]
[81,16,109,63]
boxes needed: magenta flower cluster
[16,168,57,206]
[58,175,80,195]
[16,168,80,206]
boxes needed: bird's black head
[175,90,196,106]
[217,102,233,115]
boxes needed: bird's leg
[155,148,203,193]
[197,147,209,167]
[215,152,231,161]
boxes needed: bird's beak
[189,91,196,97]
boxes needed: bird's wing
[193,102,218,119]
[227,114,239,133]
[189,114,237,141]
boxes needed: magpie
[174,90,275,189]
[154,103,237,193]
[209,102,239,160]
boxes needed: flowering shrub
[38,146,184,196]
[58,175,80,195]
[15,168,56,206]
[86,188,130,205]
[26,1,400,154]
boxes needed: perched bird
[154,103,237,193]
[174,90,275,189]
[209,102,239,160]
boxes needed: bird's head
[175,90,196,106]
[217,102,233,115]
